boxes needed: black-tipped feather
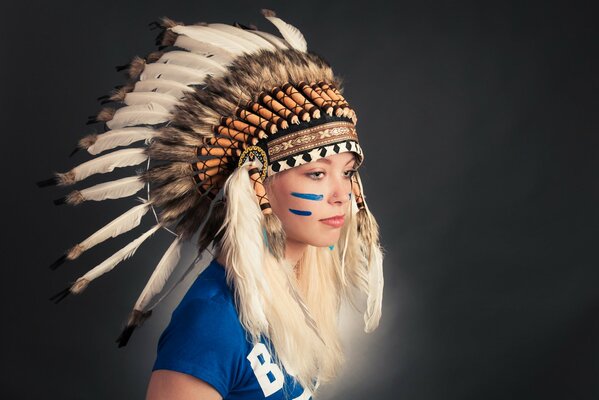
[53,197,67,206]
[49,254,68,270]
[36,177,58,188]
[49,287,71,303]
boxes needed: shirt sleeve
[152,296,244,398]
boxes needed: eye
[306,171,325,180]
[344,169,357,179]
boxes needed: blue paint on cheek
[289,209,312,216]
[329,245,335,251]
[291,192,323,201]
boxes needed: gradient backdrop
[3,0,598,399]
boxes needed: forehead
[302,151,357,167]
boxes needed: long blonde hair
[215,162,383,393]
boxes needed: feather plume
[140,63,210,86]
[66,201,151,260]
[219,163,269,339]
[170,25,251,55]
[71,224,161,293]
[246,29,290,49]
[55,148,148,185]
[133,78,193,98]
[134,237,183,312]
[364,242,384,332]
[207,23,276,51]
[157,50,228,73]
[106,103,171,130]
[81,127,155,155]
[261,9,307,52]
[63,176,145,205]
[172,35,236,65]
[123,92,181,111]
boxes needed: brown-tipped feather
[55,171,76,186]
[108,86,128,102]
[78,134,98,150]
[160,16,181,29]
[65,191,85,206]
[128,56,146,80]
[160,29,178,47]
[146,51,164,63]
[263,213,286,260]
[96,108,116,122]
[67,244,85,260]
[261,9,276,18]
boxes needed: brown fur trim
[160,17,181,29]
[141,162,195,185]
[78,134,98,150]
[160,29,178,47]
[158,191,200,223]
[96,108,116,122]
[261,9,277,18]
[70,278,89,294]
[150,177,196,207]
[196,199,226,251]
[65,190,85,205]
[128,56,146,80]
[146,51,164,63]
[55,171,76,186]
[66,244,84,260]
[171,194,208,241]
[147,141,198,162]
[109,86,128,102]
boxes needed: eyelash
[306,169,357,180]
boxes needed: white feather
[208,23,276,51]
[158,50,228,73]
[133,79,193,98]
[247,30,290,49]
[134,237,183,312]
[364,244,384,332]
[123,92,181,111]
[171,25,251,54]
[220,162,269,337]
[140,63,209,86]
[106,103,171,130]
[87,127,155,155]
[78,224,161,284]
[262,13,307,52]
[72,202,151,257]
[75,176,145,203]
[173,35,235,65]
[70,148,148,183]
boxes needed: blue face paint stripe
[289,209,312,216]
[290,192,323,201]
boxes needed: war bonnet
[38,10,382,347]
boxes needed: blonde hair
[215,162,383,394]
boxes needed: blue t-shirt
[153,258,312,400]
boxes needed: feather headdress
[39,9,382,347]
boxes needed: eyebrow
[314,157,357,166]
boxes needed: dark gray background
[2,0,598,399]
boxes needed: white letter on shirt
[247,343,285,396]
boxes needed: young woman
[40,10,384,400]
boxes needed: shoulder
[157,260,245,353]
[152,260,248,397]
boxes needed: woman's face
[265,152,358,248]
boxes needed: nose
[328,175,351,206]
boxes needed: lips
[319,215,345,228]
